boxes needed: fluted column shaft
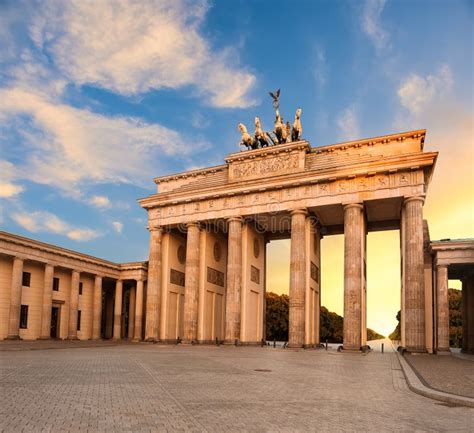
[7,257,24,340]
[183,223,201,343]
[92,275,103,340]
[128,287,136,340]
[404,196,426,352]
[39,264,54,339]
[289,209,307,348]
[113,280,123,340]
[67,270,80,339]
[343,203,364,350]
[436,265,450,351]
[145,227,162,341]
[134,279,144,341]
[225,217,243,344]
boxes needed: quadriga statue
[291,108,302,141]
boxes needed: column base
[341,345,362,352]
[436,348,451,355]
[144,338,159,343]
[404,346,427,354]
[223,339,241,346]
[287,343,304,349]
[131,338,142,343]
[5,335,21,340]
[37,336,51,340]
[65,336,79,340]
[181,339,198,345]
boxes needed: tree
[367,328,385,340]
[389,311,401,341]
[449,288,463,348]
[265,292,289,340]
[320,306,343,343]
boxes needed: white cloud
[0,87,197,194]
[0,160,23,198]
[394,65,473,239]
[336,106,361,141]
[89,195,111,208]
[10,210,102,241]
[191,112,211,129]
[397,64,453,115]
[361,0,389,52]
[29,0,256,108]
[0,183,23,198]
[112,221,123,233]
[312,44,327,89]
[67,229,100,242]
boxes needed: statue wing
[276,88,280,98]
[269,91,276,99]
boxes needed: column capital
[436,264,448,270]
[148,224,163,232]
[227,216,244,223]
[290,208,308,216]
[403,195,425,205]
[186,221,201,229]
[343,202,364,211]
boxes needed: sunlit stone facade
[1,129,473,353]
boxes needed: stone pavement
[1,344,473,433]
[405,352,474,398]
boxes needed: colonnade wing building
[1,129,473,354]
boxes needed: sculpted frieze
[149,169,422,225]
[229,152,302,181]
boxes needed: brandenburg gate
[139,129,438,352]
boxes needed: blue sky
[1,0,472,266]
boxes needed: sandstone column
[343,203,364,351]
[39,263,54,339]
[134,279,144,341]
[6,257,24,340]
[289,209,307,348]
[225,217,243,344]
[183,223,201,343]
[128,286,136,340]
[436,265,450,352]
[113,280,123,340]
[403,196,426,352]
[67,270,80,340]
[145,226,162,342]
[466,273,474,353]
[465,275,474,354]
[92,275,103,340]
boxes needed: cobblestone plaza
[1,344,472,432]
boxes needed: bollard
[273,339,276,348]
[325,339,328,351]
[382,343,384,354]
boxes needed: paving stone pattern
[1,344,473,432]
[405,353,474,398]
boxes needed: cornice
[430,239,474,252]
[311,129,426,154]
[225,140,310,163]
[0,231,147,272]
[153,164,227,184]
[139,151,437,209]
